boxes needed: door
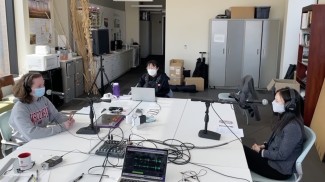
[140,20,150,58]
[209,20,228,87]
[259,20,280,88]
[242,20,263,87]
[225,20,245,87]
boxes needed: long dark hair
[273,88,305,138]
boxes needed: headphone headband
[286,88,297,111]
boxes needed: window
[0,0,10,76]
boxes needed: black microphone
[46,89,65,96]
[245,99,269,105]
[191,98,216,103]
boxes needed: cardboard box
[267,79,300,93]
[169,77,184,85]
[231,7,255,19]
[185,77,204,91]
[170,59,184,78]
[311,79,325,161]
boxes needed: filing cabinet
[60,56,84,103]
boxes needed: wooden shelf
[297,4,325,126]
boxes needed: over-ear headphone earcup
[24,74,32,94]
[285,88,296,111]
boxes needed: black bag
[284,64,296,79]
[192,57,209,88]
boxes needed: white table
[0,98,252,182]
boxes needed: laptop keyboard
[120,178,147,182]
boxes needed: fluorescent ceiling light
[131,5,163,8]
[114,0,153,2]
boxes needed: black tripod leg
[102,71,113,93]
[89,68,101,94]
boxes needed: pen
[27,174,34,182]
[69,112,74,120]
[36,169,39,181]
[73,173,84,182]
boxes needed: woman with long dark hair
[244,87,306,180]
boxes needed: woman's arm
[11,105,63,142]
[262,123,302,160]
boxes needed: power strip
[95,140,126,158]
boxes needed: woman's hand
[63,118,75,129]
[251,143,265,153]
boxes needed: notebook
[118,146,168,182]
[95,114,125,128]
[131,87,156,102]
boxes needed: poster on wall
[28,0,52,45]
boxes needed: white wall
[90,4,126,43]
[165,0,286,76]
[14,0,72,75]
[14,0,33,75]
[125,2,139,45]
[319,0,325,4]
[279,0,316,78]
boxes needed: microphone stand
[198,101,221,140]
[76,98,100,135]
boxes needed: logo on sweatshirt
[30,107,49,123]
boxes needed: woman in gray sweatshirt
[9,73,75,142]
[244,88,306,180]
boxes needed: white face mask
[272,100,285,113]
[147,69,157,76]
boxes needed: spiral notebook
[95,114,125,128]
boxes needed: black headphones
[23,74,33,94]
[285,88,297,112]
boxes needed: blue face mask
[33,87,45,98]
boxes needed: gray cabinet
[74,58,84,97]
[60,56,84,103]
[95,49,132,88]
[209,19,280,88]
[60,60,75,103]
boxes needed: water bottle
[112,82,120,97]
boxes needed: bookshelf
[296,5,325,126]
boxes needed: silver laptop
[118,146,168,182]
[131,87,156,102]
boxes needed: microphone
[191,98,215,103]
[46,89,65,96]
[245,99,269,105]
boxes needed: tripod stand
[90,55,112,96]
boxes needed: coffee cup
[18,152,32,170]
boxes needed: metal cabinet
[60,56,85,103]
[74,58,84,97]
[60,60,75,103]
[209,19,280,88]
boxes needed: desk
[0,98,252,182]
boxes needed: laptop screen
[121,146,168,181]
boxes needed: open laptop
[118,146,168,182]
[131,87,156,102]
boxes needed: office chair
[250,126,316,182]
[0,110,23,156]
[218,75,261,124]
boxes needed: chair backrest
[0,110,13,141]
[295,126,316,182]
[0,74,15,101]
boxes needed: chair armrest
[1,139,24,147]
